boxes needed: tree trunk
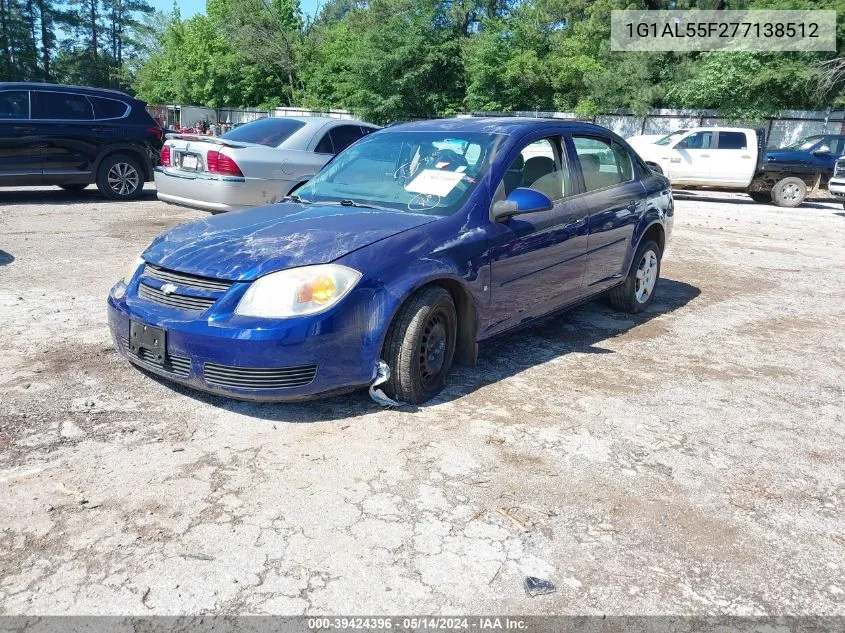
[90,0,97,58]
[0,0,11,79]
[36,0,49,78]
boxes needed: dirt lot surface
[0,186,843,616]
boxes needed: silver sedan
[154,117,379,212]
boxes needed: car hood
[142,203,438,281]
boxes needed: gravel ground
[0,185,843,616]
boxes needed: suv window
[718,131,748,150]
[501,137,566,200]
[330,125,368,154]
[0,91,29,119]
[676,131,713,150]
[91,96,129,119]
[33,91,94,120]
[573,136,632,192]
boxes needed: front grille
[139,283,217,312]
[143,264,233,292]
[835,160,845,178]
[121,336,191,377]
[203,362,317,390]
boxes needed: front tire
[608,240,662,314]
[96,154,144,200]
[383,286,457,404]
[771,177,806,208]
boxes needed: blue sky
[149,0,322,19]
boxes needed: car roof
[0,82,134,99]
[383,117,618,136]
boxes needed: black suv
[0,83,163,200]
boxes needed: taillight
[160,145,171,167]
[147,127,163,141]
[206,150,243,177]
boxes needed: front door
[0,90,41,185]
[485,135,590,336]
[667,130,714,185]
[31,90,100,178]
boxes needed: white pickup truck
[628,127,822,207]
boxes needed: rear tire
[59,183,88,192]
[771,177,806,208]
[96,154,144,200]
[608,240,662,314]
[748,191,772,204]
[383,286,457,404]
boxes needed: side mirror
[813,145,831,155]
[492,187,553,221]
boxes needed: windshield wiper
[281,194,310,203]
[339,199,378,209]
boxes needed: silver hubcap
[782,183,801,201]
[635,250,658,304]
[107,163,139,196]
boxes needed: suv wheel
[97,154,144,200]
[771,177,806,208]
[608,239,662,314]
[383,286,457,404]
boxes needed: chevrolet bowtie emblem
[160,283,178,295]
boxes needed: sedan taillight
[160,145,171,167]
[206,150,243,177]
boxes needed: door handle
[741,155,751,159]
[13,126,36,134]
[700,154,710,158]
[669,157,681,163]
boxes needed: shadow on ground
[672,190,837,209]
[0,187,157,206]
[144,278,701,422]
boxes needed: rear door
[0,89,41,185]
[31,90,101,179]
[667,130,714,184]
[568,134,646,291]
[710,130,756,186]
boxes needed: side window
[826,137,845,155]
[718,131,748,150]
[0,91,29,119]
[359,126,375,137]
[572,136,632,192]
[501,137,566,200]
[91,96,128,119]
[33,91,94,120]
[330,125,367,154]
[314,132,334,154]
[675,131,713,150]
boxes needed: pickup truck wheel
[748,191,772,204]
[383,286,457,404]
[771,177,806,208]
[96,154,144,200]
[608,240,661,314]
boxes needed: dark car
[765,134,845,186]
[108,118,673,404]
[0,83,163,200]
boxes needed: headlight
[235,264,362,318]
[123,255,145,284]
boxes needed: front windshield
[295,130,506,216]
[783,135,825,150]
[655,130,689,146]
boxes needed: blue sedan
[108,118,673,404]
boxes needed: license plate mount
[129,321,167,365]
[181,154,199,170]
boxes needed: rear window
[718,131,747,150]
[220,118,305,147]
[33,91,94,120]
